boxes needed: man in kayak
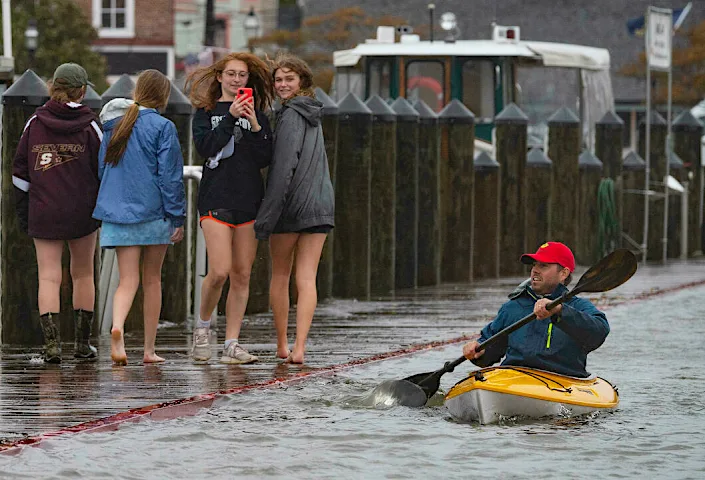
[462,241,609,378]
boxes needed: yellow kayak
[444,366,619,424]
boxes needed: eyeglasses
[222,70,249,79]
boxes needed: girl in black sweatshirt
[186,52,273,364]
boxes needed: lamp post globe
[243,7,260,52]
[25,18,39,68]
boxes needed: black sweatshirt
[192,102,272,217]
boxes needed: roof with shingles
[302,0,704,104]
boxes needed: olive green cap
[52,63,95,88]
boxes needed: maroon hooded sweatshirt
[12,100,103,240]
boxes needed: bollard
[365,95,396,296]
[622,151,646,252]
[333,93,372,300]
[1,70,51,344]
[524,148,552,256]
[413,100,441,287]
[595,111,624,231]
[495,103,528,276]
[314,87,339,301]
[547,107,581,249]
[667,151,684,259]
[438,100,475,283]
[101,74,135,105]
[83,85,103,113]
[638,111,668,261]
[577,151,603,265]
[390,97,419,290]
[473,152,501,279]
[672,110,703,256]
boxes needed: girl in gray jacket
[255,54,335,364]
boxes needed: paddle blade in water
[574,248,638,294]
[366,380,428,408]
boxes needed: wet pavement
[2,259,705,451]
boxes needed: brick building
[74,0,175,81]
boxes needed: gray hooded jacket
[255,95,335,239]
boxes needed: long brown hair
[48,81,86,103]
[104,69,171,166]
[270,53,315,103]
[185,52,273,112]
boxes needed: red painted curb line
[3,277,705,455]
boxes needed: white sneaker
[220,343,258,364]
[191,327,212,361]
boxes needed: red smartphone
[236,87,253,103]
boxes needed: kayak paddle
[383,248,638,407]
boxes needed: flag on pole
[626,4,691,36]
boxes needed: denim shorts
[100,218,173,248]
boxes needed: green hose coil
[597,178,621,256]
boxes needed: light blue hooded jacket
[93,99,186,227]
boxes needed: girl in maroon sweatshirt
[12,63,102,363]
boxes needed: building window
[92,0,135,38]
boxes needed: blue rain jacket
[93,102,185,227]
[473,283,609,377]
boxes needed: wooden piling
[622,151,646,252]
[473,152,501,279]
[577,151,604,265]
[638,111,667,261]
[333,93,372,300]
[667,151,684,259]
[413,100,441,287]
[547,107,581,249]
[595,111,624,228]
[672,110,703,256]
[524,148,552,256]
[438,100,475,283]
[495,103,528,276]
[390,97,419,290]
[365,95,396,296]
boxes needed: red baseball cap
[520,242,575,272]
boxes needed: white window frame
[92,0,135,39]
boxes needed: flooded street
[1,283,704,478]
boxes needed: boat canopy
[333,39,610,71]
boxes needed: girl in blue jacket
[93,69,186,365]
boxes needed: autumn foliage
[251,7,411,92]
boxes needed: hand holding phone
[236,87,253,103]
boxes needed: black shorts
[273,224,333,234]
[199,209,255,228]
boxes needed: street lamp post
[24,18,38,69]
[243,7,260,53]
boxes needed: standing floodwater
[1,284,704,478]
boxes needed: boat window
[368,59,392,101]
[461,60,495,121]
[332,67,364,103]
[405,60,444,112]
[516,66,580,147]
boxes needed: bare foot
[143,352,165,363]
[285,349,304,364]
[276,347,290,359]
[111,329,127,366]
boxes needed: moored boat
[444,366,619,424]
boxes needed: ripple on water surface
[2,287,705,479]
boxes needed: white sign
[647,7,672,70]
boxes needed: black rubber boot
[73,309,97,359]
[39,312,61,363]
